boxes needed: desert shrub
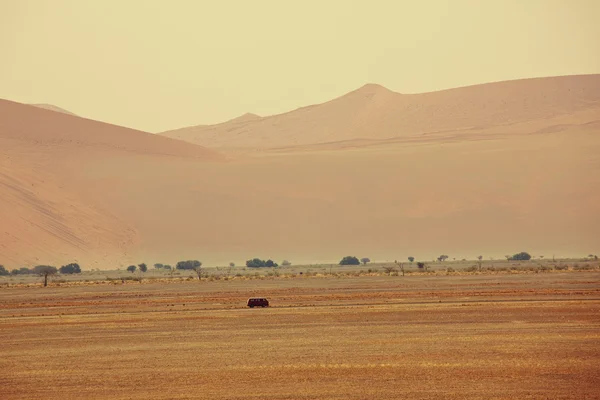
[416,262,426,269]
[511,252,532,261]
[281,260,291,266]
[59,263,81,274]
[573,264,594,271]
[154,263,164,269]
[464,265,478,272]
[446,267,455,273]
[339,256,360,266]
[0,265,9,276]
[539,265,552,272]
[229,262,235,268]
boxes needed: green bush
[59,263,81,274]
[339,256,360,265]
[176,260,202,270]
[511,252,532,261]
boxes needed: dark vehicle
[247,298,269,308]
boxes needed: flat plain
[1,271,599,399]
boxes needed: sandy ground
[1,272,599,399]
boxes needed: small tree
[265,259,278,268]
[383,265,397,276]
[59,263,81,274]
[394,260,405,276]
[127,265,137,273]
[229,262,235,268]
[163,265,172,270]
[154,263,164,269]
[138,263,148,273]
[417,262,426,270]
[34,265,58,287]
[281,260,291,266]
[477,255,483,271]
[0,265,9,276]
[437,255,449,262]
[339,256,360,265]
[360,257,371,266]
[408,257,415,263]
[193,262,203,280]
[505,255,512,261]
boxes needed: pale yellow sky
[1,0,599,132]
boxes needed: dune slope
[0,100,222,267]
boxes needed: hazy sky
[1,0,599,132]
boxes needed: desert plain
[1,266,599,400]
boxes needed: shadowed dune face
[0,101,222,267]
[1,75,600,268]
[160,75,600,151]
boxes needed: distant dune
[0,100,222,267]
[1,75,599,268]
[30,103,77,116]
[160,75,600,151]
[1,99,223,159]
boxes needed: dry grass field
[1,271,599,399]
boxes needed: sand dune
[30,104,77,116]
[0,99,222,159]
[160,75,600,151]
[1,76,599,268]
[0,100,222,267]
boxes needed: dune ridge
[160,74,600,151]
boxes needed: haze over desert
[1,73,599,268]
